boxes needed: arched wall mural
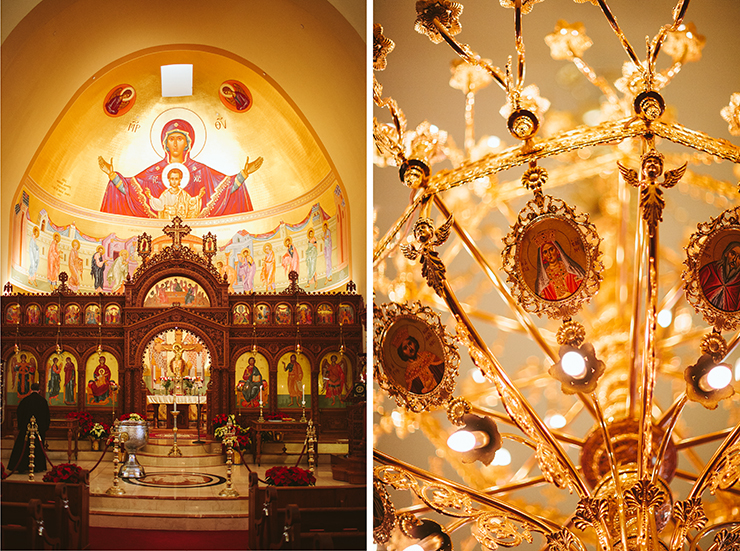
[6,47,353,296]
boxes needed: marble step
[90,494,250,531]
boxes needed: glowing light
[492,448,511,466]
[472,368,486,383]
[391,411,403,427]
[486,136,501,148]
[657,309,673,328]
[700,364,733,392]
[429,124,439,133]
[561,351,587,378]
[447,430,476,452]
[547,414,567,429]
[403,545,425,551]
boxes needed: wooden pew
[248,472,366,550]
[1,472,89,549]
[1,498,61,550]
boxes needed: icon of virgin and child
[98,118,263,219]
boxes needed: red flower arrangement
[212,413,233,429]
[43,463,84,484]
[66,411,94,436]
[265,466,316,487]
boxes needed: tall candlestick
[302,383,305,405]
[260,384,263,405]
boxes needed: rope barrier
[293,436,309,467]
[87,440,114,474]
[36,438,55,469]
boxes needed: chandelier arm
[444,279,592,497]
[373,192,425,265]
[675,428,736,450]
[481,475,549,495]
[571,56,619,104]
[656,391,688,428]
[650,121,740,163]
[674,470,740,497]
[687,422,740,500]
[434,195,559,363]
[464,91,476,157]
[593,0,642,67]
[427,119,646,196]
[628,201,647,419]
[514,0,525,89]
[651,393,688,483]
[373,449,563,534]
[502,432,538,451]
[430,18,508,92]
[590,393,630,551]
[638,215,660,483]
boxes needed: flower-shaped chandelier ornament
[374,0,740,549]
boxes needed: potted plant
[88,423,110,451]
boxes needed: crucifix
[153,329,203,395]
[163,216,191,249]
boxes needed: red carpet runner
[89,527,250,550]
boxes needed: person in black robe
[7,383,50,473]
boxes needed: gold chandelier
[372,1,740,550]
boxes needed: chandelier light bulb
[447,429,489,453]
[699,364,733,392]
[547,414,567,429]
[403,545,425,551]
[471,368,486,383]
[657,309,673,328]
[561,351,587,378]
[492,448,512,466]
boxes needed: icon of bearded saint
[699,241,740,312]
[392,327,444,395]
[533,230,586,301]
[98,118,263,218]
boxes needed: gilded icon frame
[374,301,459,412]
[502,195,602,319]
[684,207,740,331]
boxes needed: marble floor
[2,430,364,531]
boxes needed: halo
[150,108,207,159]
[162,163,191,189]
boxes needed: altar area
[1,218,366,545]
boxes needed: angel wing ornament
[617,148,687,229]
[401,214,454,296]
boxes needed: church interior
[1,1,366,549]
[373,1,740,551]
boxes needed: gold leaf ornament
[414,0,463,44]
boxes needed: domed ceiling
[8,46,352,294]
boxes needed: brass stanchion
[27,416,38,482]
[105,420,126,495]
[219,420,239,498]
[168,409,182,456]
[307,419,317,474]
